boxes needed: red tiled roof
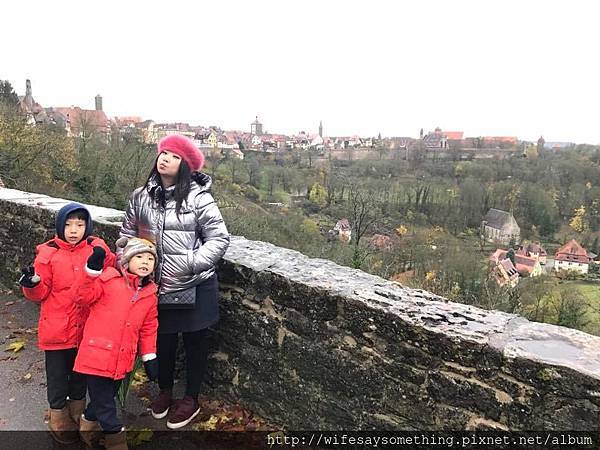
[555,239,591,264]
[115,116,143,126]
[483,136,518,143]
[500,259,518,277]
[517,242,547,257]
[489,249,538,274]
[444,131,464,140]
[55,107,109,132]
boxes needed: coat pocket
[39,315,69,345]
[116,346,137,376]
[81,337,114,371]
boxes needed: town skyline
[4,1,599,144]
[5,77,581,147]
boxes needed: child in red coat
[74,237,159,450]
[19,202,115,444]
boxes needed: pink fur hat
[157,134,205,171]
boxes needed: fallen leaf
[5,302,14,306]
[127,429,153,446]
[192,415,219,431]
[216,414,231,424]
[23,373,32,380]
[5,341,25,353]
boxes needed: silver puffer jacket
[119,173,230,295]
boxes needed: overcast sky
[3,0,599,143]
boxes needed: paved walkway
[0,288,273,449]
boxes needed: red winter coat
[73,268,158,380]
[22,237,116,350]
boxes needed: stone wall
[1,188,599,430]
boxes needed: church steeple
[24,79,33,109]
[251,116,263,135]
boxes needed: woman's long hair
[145,155,192,217]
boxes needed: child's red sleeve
[22,248,54,302]
[74,272,104,306]
[138,301,158,356]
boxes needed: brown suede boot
[79,414,103,449]
[67,398,86,425]
[48,406,79,444]
[104,429,128,450]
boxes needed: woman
[119,134,230,429]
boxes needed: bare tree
[243,156,262,188]
[347,184,381,269]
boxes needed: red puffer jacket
[73,268,158,380]
[22,237,115,350]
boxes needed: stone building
[481,208,520,246]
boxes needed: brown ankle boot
[48,406,79,444]
[79,414,103,449]
[104,429,128,450]
[67,398,86,425]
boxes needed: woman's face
[157,150,182,178]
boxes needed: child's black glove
[87,247,106,271]
[19,266,40,288]
[143,358,159,381]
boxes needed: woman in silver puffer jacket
[119,134,230,429]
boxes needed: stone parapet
[1,188,598,430]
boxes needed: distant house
[310,135,325,150]
[53,106,110,137]
[481,209,520,246]
[554,239,593,274]
[489,249,542,277]
[206,132,218,148]
[516,242,547,265]
[135,120,158,144]
[333,218,352,243]
[491,258,520,287]
[251,135,262,147]
[422,128,464,149]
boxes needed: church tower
[24,79,33,110]
[251,116,263,135]
[319,120,323,138]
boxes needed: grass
[569,280,600,335]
